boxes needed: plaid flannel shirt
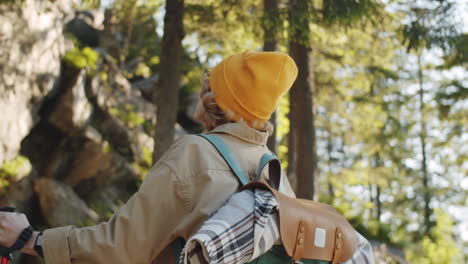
[182,188,374,264]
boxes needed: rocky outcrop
[132,75,158,102]
[0,0,149,245]
[65,10,102,47]
[0,0,74,167]
[0,177,34,216]
[19,62,84,176]
[17,59,142,219]
[34,178,99,227]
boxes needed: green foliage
[435,80,468,118]
[288,0,312,46]
[306,3,467,258]
[133,62,151,78]
[132,146,153,186]
[101,140,111,153]
[140,146,153,168]
[77,217,100,228]
[347,216,395,245]
[81,0,101,9]
[77,0,162,76]
[89,201,117,222]
[180,52,206,94]
[260,1,282,45]
[111,0,161,68]
[276,95,290,170]
[184,0,262,56]
[148,56,160,66]
[63,47,99,71]
[109,104,145,128]
[0,0,22,5]
[0,156,31,189]
[402,19,430,52]
[288,0,382,46]
[442,33,468,68]
[406,209,463,264]
[400,1,459,51]
[0,156,29,177]
[321,0,380,27]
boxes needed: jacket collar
[207,123,269,146]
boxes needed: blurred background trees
[0,0,466,263]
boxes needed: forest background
[0,0,466,263]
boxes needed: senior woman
[0,51,298,264]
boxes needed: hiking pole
[0,206,16,264]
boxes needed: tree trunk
[369,183,374,218]
[288,0,317,200]
[417,53,432,235]
[153,0,184,163]
[372,153,382,223]
[287,97,296,191]
[326,123,334,199]
[376,184,382,222]
[263,0,279,153]
[121,0,137,66]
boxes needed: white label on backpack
[314,228,326,248]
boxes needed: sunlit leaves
[184,0,263,56]
[63,47,99,70]
[442,33,468,68]
[399,1,460,52]
[277,94,290,170]
[406,209,463,263]
[321,0,380,27]
[0,156,31,190]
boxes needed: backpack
[172,134,358,264]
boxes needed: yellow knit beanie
[210,51,298,124]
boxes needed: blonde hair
[196,72,273,134]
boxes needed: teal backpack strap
[171,237,185,264]
[198,134,250,186]
[256,152,277,179]
[256,153,281,190]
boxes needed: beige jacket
[42,123,295,264]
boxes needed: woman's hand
[0,212,38,256]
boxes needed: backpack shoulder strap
[171,237,185,264]
[256,153,281,190]
[197,134,250,186]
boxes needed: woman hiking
[0,51,299,264]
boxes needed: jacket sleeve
[342,231,375,264]
[278,172,296,198]
[42,162,191,264]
